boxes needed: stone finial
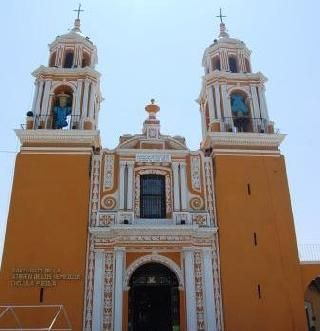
[145,99,160,117]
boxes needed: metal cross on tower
[216,8,226,23]
[73,3,84,20]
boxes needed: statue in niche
[231,94,249,117]
[53,93,72,129]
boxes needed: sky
[0,0,319,262]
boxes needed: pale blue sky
[0,0,319,261]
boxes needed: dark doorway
[140,175,166,218]
[128,263,180,331]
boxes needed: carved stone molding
[134,168,172,217]
[103,155,114,191]
[190,196,204,210]
[124,254,184,290]
[101,196,116,210]
[103,252,114,331]
[191,155,202,192]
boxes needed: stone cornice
[32,66,101,79]
[90,225,217,239]
[202,132,286,150]
[205,71,267,84]
[15,129,101,148]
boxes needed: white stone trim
[15,129,100,148]
[32,65,101,79]
[92,250,105,330]
[113,248,125,331]
[202,132,285,149]
[202,248,217,331]
[124,253,184,290]
[183,248,197,331]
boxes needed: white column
[31,81,39,114]
[259,86,269,120]
[180,162,188,210]
[221,84,232,129]
[119,161,126,209]
[88,82,96,119]
[202,248,217,331]
[114,248,125,331]
[214,83,222,119]
[183,248,197,331]
[172,162,181,211]
[127,161,134,210]
[81,79,90,119]
[250,85,261,118]
[92,250,105,331]
[207,85,216,122]
[74,80,83,119]
[41,80,51,116]
[200,108,207,138]
[35,80,44,116]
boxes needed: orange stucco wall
[214,154,307,331]
[0,152,91,330]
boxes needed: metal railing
[299,244,320,262]
[219,117,273,134]
[27,115,81,130]
[0,305,72,330]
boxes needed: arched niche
[63,50,74,68]
[228,55,239,73]
[124,254,184,290]
[211,56,221,71]
[50,85,74,129]
[229,90,252,132]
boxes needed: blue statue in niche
[53,93,72,129]
[231,94,249,116]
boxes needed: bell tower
[0,9,101,330]
[198,13,307,331]
[199,14,273,139]
[27,10,101,132]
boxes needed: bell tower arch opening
[128,262,180,331]
[230,90,251,132]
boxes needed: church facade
[1,13,320,331]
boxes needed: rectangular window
[140,175,166,218]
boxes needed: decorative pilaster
[114,248,125,331]
[221,84,232,128]
[35,80,44,116]
[172,162,181,211]
[214,83,222,120]
[127,161,134,210]
[41,80,52,116]
[88,82,96,119]
[202,248,217,331]
[82,79,90,119]
[103,251,114,331]
[31,81,39,114]
[92,250,105,330]
[119,161,126,210]
[250,85,261,118]
[207,85,216,122]
[183,248,197,331]
[180,162,188,210]
[74,79,83,119]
